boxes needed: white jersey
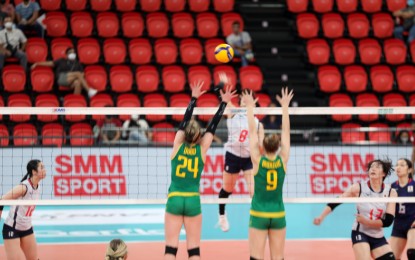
[352,181,391,238]
[5,179,40,231]
[224,113,259,158]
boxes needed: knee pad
[219,188,232,198]
[165,246,178,256]
[188,247,200,257]
[408,248,415,260]
[375,252,395,260]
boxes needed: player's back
[392,179,415,221]
[225,113,258,158]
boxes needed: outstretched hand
[276,87,294,108]
[218,72,231,85]
[220,85,238,103]
[190,80,206,99]
[241,89,258,108]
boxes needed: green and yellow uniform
[166,143,205,216]
[249,155,286,230]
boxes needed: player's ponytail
[263,134,280,154]
[105,239,128,260]
[21,159,41,182]
[184,120,201,144]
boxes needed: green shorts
[165,195,201,217]
[249,215,286,230]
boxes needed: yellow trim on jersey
[168,192,200,198]
[250,210,285,218]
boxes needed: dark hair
[367,158,393,181]
[398,158,413,178]
[232,21,240,27]
[65,47,75,54]
[263,134,280,154]
[184,120,201,144]
[21,160,41,182]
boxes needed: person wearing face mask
[31,47,98,97]
[393,0,415,45]
[15,0,43,37]
[396,130,411,144]
[0,16,27,71]
[121,114,151,145]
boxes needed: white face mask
[4,22,12,29]
[67,53,76,60]
[401,136,409,143]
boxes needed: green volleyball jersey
[169,143,205,195]
[250,156,286,218]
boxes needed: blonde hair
[105,239,128,260]
[263,134,280,154]
[184,120,201,144]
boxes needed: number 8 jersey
[225,113,259,158]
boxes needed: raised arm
[276,87,294,166]
[241,90,261,164]
[31,61,54,69]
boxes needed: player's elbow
[381,213,394,227]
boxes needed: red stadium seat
[26,38,48,63]
[170,93,191,121]
[35,94,59,122]
[146,12,169,38]
[384,39,407,65]
[329,93,353,122]
[180,38,203,65]
[77,38,101,64]
[358,39,381,65]
[90,93,114,121]
[70,12,93,38]
[143,94,167,122]
[0,97,3,121]
[69,123,94,146]
[387,0,407,11]
[213,0,234,12]
[51,38,74,60]
[336,0,357,13]
[312,0,333,13]
[129,38,152,65]
[0,124,9,146]
[213,65,237,88]
[189,0,209,12]
[188,66,211,92]
[333,38,356,65]
[287,0,308,13]
[317,65,341,93]
[109,66,133,93]
[256,93,271,120]
[172,13,195,38]
[342,123,365,144]
[165,0,185,12]
[97,12,120,38]
[322,13,344,39]
[162,66,186,93]
[42,123,65,147]
[296,13,319,39]
[411,95,415,119]
[40,0,61,11]
[63,94,87,122]
[197,94,219,122]
[155,39,178,65]
[66,0,87,11]
[122,12,144,38]
[370,66,394,93]
[221,13,243,36]
[152,122,175,144]
[239,66,263,91]
[356,93,379,122]
[411,41,415,63]
[372,13,394,38]
[140,0,161,12]
[103,39,126,65]
[396,65,415,92]
[3,65,26,93]
[306,39,330,65]
[369,123,391,144]
[196,13,219,38]
[13,124,38,146]
[115,0,137,11]
[91,0,112,11]
[8,94,31,122]
[383,93,406,122]
[344,65,367,93]
[45,12,68,37]
[117,93,141,121]
[347,13,370,39]
[136,65,159,93]
[362,0,382,13]
[84,65,107,92]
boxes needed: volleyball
[214,44,234,63]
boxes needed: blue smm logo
[53,108,66,113]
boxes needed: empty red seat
[8,94,31,122]
[318,65,341,92]
[51,38,74,60]
[172,13,195,38]
[370,66,394,93]
[347,13,369,39]
[296,13,319,39]
[342,123,365,144]
[40,0,61,11]
[384,39,407,65]
[110,66,133,93]
[42,123,65,147]
[165,0,185,12]
[383,93,406,122]
[197,13,219,38]
[213,0,234,12]
[329,93,353,122]
[35,94,59,122]
[170,93,191,121]
[411,41,415,63]
[162,66,186,93]
[312,0,333,13]
[397,65,415,92]
[356,93,379,122]
[155,39,178,65]
[362,0,382,13]
[26,38,48,63]
[70,123,94,146]
[31,67,54,93]
[180,38,203,65]
[256,93,272,120]
[387,0,407,11]
[13,124,38,146]
[136,65,159,93]
[333,38,356,65]
[146,12,169,38]
[129,38,152,65]
[369,123,391,143]
[358,39,381,65]
[45,12,67,37]
[336,0,357,13]
[84,65,107,92]
[143,94,167,122]
[287,0,308,13]
[97,12,120,38]
[221,13,243,36]
[3,65,26,93]
[322,13,344,39]
[213,65,237,88]
[77,38,100,64]
[91,0,112,11]
[344,65,367,93]
[70,12,93,37]
[239,66,263,91]
[189,0,209,12]
[103,39,126,65]
[116,0,137,11]
[0,124,9,146]
[307,39,330,65]
[66,0,87,11]
[90,93,114,121]
[188,66,211,92]
[152,122,175,144]
[197,94,219,122]
[372,13,394,38]
[63,94,87,122]
[140,0,161,12]
[122,12,144,38]
[117,93,141,121]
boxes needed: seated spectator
[0,0,15,22]
[97,114,122,145]
[0,3,7,30]
[32,48,98,97]
[15,0,43,37]
[0,16,27,70]
[396,130,411,144]
[262,103,281,130]
[226,21,254,67]
[393,0,415,44]
[105,239,128,260]
[121,114,151,144]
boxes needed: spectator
[0,16,27,70]
[15,0,43,37]
[32,47,98,97]
[105,239,128,260]
[0,0,15,22]
[393,0,415,44]
[0,3,7,30]
[97,114,122,145]
[262,103,281,130]
[121,114,151,144]
[226,21,254,67]
[396,130,411,144]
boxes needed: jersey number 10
[266,170,278,191]
[176,155,199,179]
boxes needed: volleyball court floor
[0,203,401,259]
